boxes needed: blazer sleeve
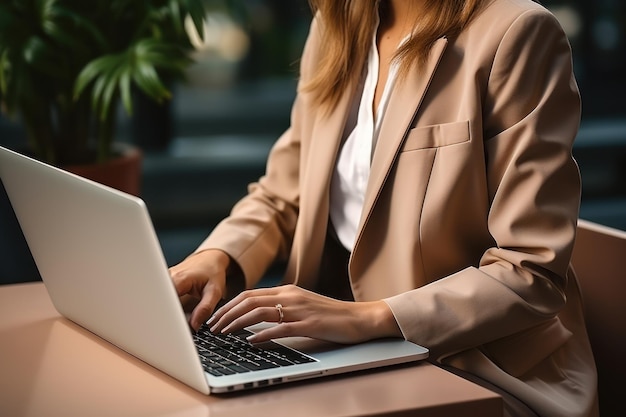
[193,18,323,289]
[384,9,582,360]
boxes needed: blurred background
[1,0,625,284]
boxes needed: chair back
[572,219,626,416]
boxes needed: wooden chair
[571,219,626,417]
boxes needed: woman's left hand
[206,284,402,344]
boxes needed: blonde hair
[305,0,488,109]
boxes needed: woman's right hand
[169,249,231,331]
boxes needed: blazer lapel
[291,81,357,287]
[353,37,448,254]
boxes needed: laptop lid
[0,146,428,394]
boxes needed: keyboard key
[194,325,315,376]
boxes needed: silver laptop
[0,145,428,394]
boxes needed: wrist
[211,249,231,271]
[193,248,231,271]
[366,300,403,339]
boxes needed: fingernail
[246,334,258,343]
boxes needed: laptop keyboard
[193,325,316,377]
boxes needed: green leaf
[0,50,9,96]
[134,40,190,71]
[119,69,132,115]
[22,35,67,80]
[167,0,184,37]
[184,0,206,41]
[90,73,108,113]
[73,66,97,99]
[132,61,171,102]
[99,62,126,120]
[37,0,59,18]
[54,6,109,51]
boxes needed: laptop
[0,145,428,394]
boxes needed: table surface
[0,282,502,417]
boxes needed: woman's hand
[207,284,403,344]
[169,249,231,331]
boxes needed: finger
[208,296,265,333]
[210,293,284,334]
[180,294,200,314]
[207,288,278,327]
[221,287,280,310]
[220,305,284,334]
[205,293,240,327]
[247,322,302,344]
[169,267,194,298]
[190,285,222,331]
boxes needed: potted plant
[0,0,207,195]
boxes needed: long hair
[305,0,488,109]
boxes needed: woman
[170,0,598,415]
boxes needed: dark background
[2,0,625,284]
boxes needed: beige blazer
[198,0,598,415]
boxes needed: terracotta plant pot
[64,143,143,196]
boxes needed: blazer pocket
[482,317,573,377]
[401,120,470,151]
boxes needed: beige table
[0,282,502,417]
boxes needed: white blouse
[329,29,404,252]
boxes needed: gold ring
[275,303,284,324]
